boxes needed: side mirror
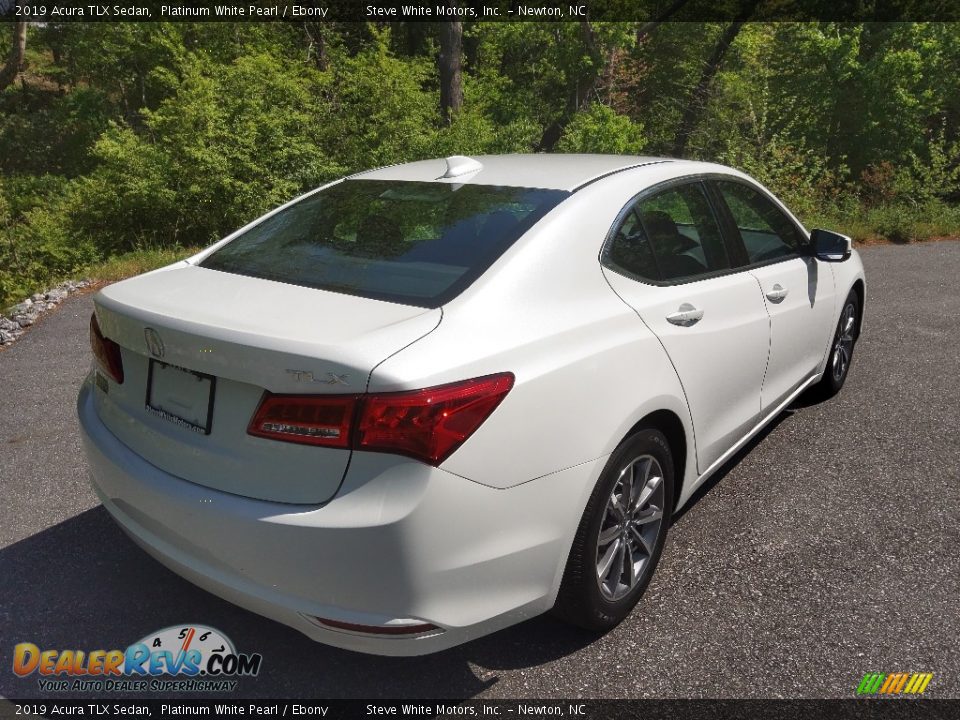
[810,228,852,262]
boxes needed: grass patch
[803,199,960,244]
[1,246,202,312]
[82,246,202,284]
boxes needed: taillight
[247,394,357,448]
[89,313,124,384]
[357,373,514,465]
[247,373,514,465]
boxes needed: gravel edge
[0,279,95,348]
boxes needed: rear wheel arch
[623,409,687,514]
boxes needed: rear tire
[813,290,860,399]
[552,429,674,632]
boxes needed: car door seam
[598,265,701,473]
[749,271,774,412]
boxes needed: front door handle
[666,303,704,327]
[766,283,789,303]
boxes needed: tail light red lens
[247,373,514,465]
[248,394,357,448]
[89,313,124,384]
[357,373,514,465]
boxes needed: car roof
[350,154,690,192]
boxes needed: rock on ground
[0,280,92,347]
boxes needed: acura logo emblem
[144,328,165,358]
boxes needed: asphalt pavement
[1,241,958,700]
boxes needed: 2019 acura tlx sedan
[78,154,865,655]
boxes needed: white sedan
[78,154,865,655]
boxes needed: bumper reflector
[307,616,442,637]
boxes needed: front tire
[553,429,674,632]
[815,290,860,399]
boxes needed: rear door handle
[666,303,704,327]
[765,283,788,303]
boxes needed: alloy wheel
[595,454,665,601]
[832,302,857,382]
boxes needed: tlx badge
[285,370,350,386]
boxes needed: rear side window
[605,182,731,283]
[201,180,568,307]
[607,206,660,281]
[714,180,806,264]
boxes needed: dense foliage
[1,21,959,305]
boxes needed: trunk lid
[91,263,441,504]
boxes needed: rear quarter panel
[368,167,702,493]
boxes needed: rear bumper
[77,376,601,655]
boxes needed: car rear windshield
[201,179,569,307]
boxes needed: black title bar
[2,0,959,23]
[2,699,959,720]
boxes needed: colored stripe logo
[857,673,933,695]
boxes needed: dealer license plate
[145,359,216,435]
